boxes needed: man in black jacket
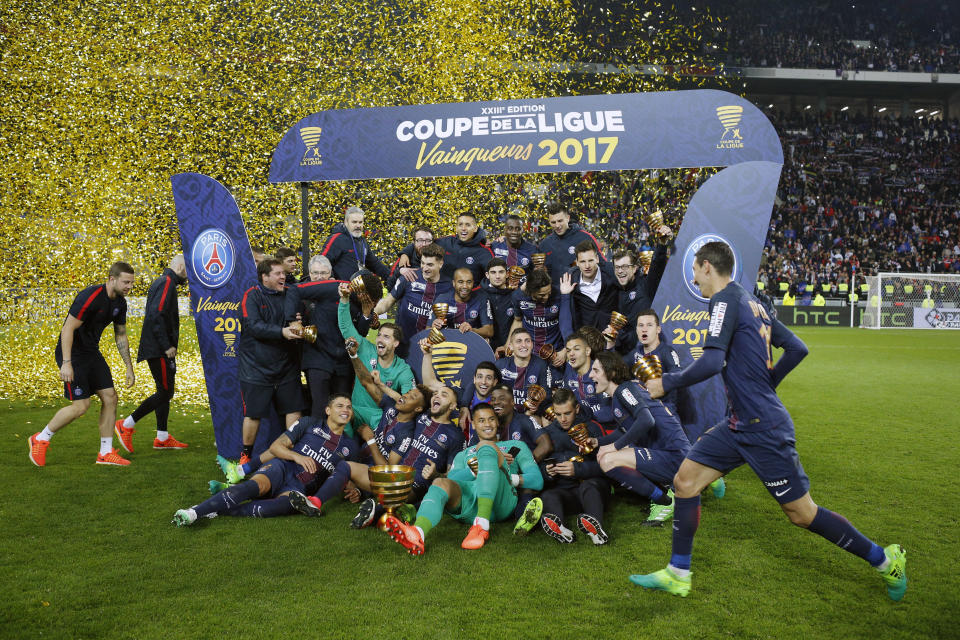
[237,259,305,464]
[612,244,670,354]
[115,255,189,453]
[320,206,391,282]
[561,239,619,332]
[435,212,494,283]
[285,271,374,420]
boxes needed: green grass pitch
[2,327,958,639]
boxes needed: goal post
[860,272,960,329]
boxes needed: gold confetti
[0,0,725,402]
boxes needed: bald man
[115,255,190,453]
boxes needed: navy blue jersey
[704,281,793,432]
[537,224,605,281]
[558,363,606,420]
[491,239,537,268]
[389,273,453,346]
[607,381,690,454]
[372,395,416,459]
[58,284,127,356]
[625,338,683,414]
[480,279,515,350]
[393,418,465,490]
[285,417,362,493]
[495,355,554,412]
[434,289,493,330]
[511,288,563,351]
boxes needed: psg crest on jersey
[681,233,739,302]
[191,228,236,289]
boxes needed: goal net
[860,272,960,329]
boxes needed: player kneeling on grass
[588,352,691,527]
[538,389,612,545]
[385,404,543,555]
[173,395,361,526]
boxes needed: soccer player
[115,255,189,453]
[236,259,305,464]
[491,214,537,268]
[509,268,566,365]
[434,212,495,283]
[338,282,414,431]
[29,261,136,467]
[588,352,690,526]
[433,267,493,339]
[320,206,392,282]
[557,330,607,422]
[495,328,554,414]
[537,201,604,281]
[374,243,451,357]
[631,241,907,601]
[479,257,515,350]
[538,389,611,545]
[173,394,361,525]
[484,385,551,462]
[385,403,543,554]
[623,309,684,417]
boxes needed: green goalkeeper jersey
[448,440,544,491]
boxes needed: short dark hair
[526,269,552,292]
[474,361,501,384]
[472,402,496,418]
[275,247,297,260]
[595,351,630,385]
[457,212,478,221]
[490,384,512,397]
[109,262,134,279]
[257,258,282,282]
[351,271,384,303]
[546,201,568,216]
[250,245,266,255]
[379,322,402,343]
[420,243,445,261]
[551,388,576,407]
[413,225,434,238]
[636,308,661,325]
[695,241,734,276]
[613,249,636,263]
[328,392,351,406]
[575,239,598,259]
[509,326,531,341]
[485,257,507,271]
[573,326,605,356]
[504,214,522,225]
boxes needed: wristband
[349,353,358,359]
[366,438,377,447]
[62,359,71,363]
[510,473,521,488]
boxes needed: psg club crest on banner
[681,233,740,303]
[191,228,236,289]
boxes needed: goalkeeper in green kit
[385,403,543,554]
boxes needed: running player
[630,241,906,601]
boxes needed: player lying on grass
[630,241,906,601]
[384,403,543,554]
[173,394,361,525]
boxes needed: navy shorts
[240,379,305,419]
[58,352,113,401]
[633,447,687,486]
[253,460,305,497]
[688,420,811,504]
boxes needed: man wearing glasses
[388,225,434,289]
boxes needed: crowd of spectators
[506,112,958,299]
[709,0,960,74]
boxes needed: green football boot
[879,544,907,601]
[709,477,726,499]
[513,497,543,536]
[643,490,675,527]
[629,567,691,597]
[208,480,229,495]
